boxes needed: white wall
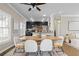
[60,15,79,36]
[49,15,54,32]
[0,11,13,52]
[19,19,26,36]
[0,4,26,53]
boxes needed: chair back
[40,39,53,51]
[13,36,21,46]
[54,36,64,46]
[25,40,38,52]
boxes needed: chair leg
[25,52,31,56]
[53,49,58,56]
[39,51,41,56]
[13,48,21,55]
[48,51,52,56]
[13,48,16,55]
[36,52,38,56]
[15,48,24,53]
[20,48,24,53]
[25,52,27,56]
[55,47,64,54]
[61,47,64,53]
[28,53,29,56]
[40,51,43,56]
[23,49,25,52]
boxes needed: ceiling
[10,3,79,21]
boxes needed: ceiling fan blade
[20,3,45,11]
[20,3,31,5]
[35,3,46,5]
[36,7,41,11]
[20,3,46,5]
[28,8,31,11]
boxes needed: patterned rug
[4,48,67,56]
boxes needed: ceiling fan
[21,3,46,11]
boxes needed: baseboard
[0,45,14,56]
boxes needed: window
[0,15,10,41]
[20,22,26,36]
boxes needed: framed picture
[68,21,79,31]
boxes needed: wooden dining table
[19,35,63,47]
[19,35,63,41]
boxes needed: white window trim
[0,11,11,42]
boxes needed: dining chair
[13,36,24,53]
[54,36,64,53]
[40,39,53,56]
[25,40,38,56]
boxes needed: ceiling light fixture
[30,18,34,21]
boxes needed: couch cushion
[71,39,79,49]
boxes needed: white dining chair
[25,40,38,56]
[13,37,24,53]
[40,39,53,56]
[54,36,64,53]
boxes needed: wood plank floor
[63,43,79,56]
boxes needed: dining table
[19,35,63,46]
[19,35,63,41]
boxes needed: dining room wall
[60,15,79,36]
[0,3,26,53]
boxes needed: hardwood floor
[2,43,79,56]
[63,43,79,56]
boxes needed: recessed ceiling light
[41,20,44,22]
[30,18,34,21]
[43,15,46,17]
